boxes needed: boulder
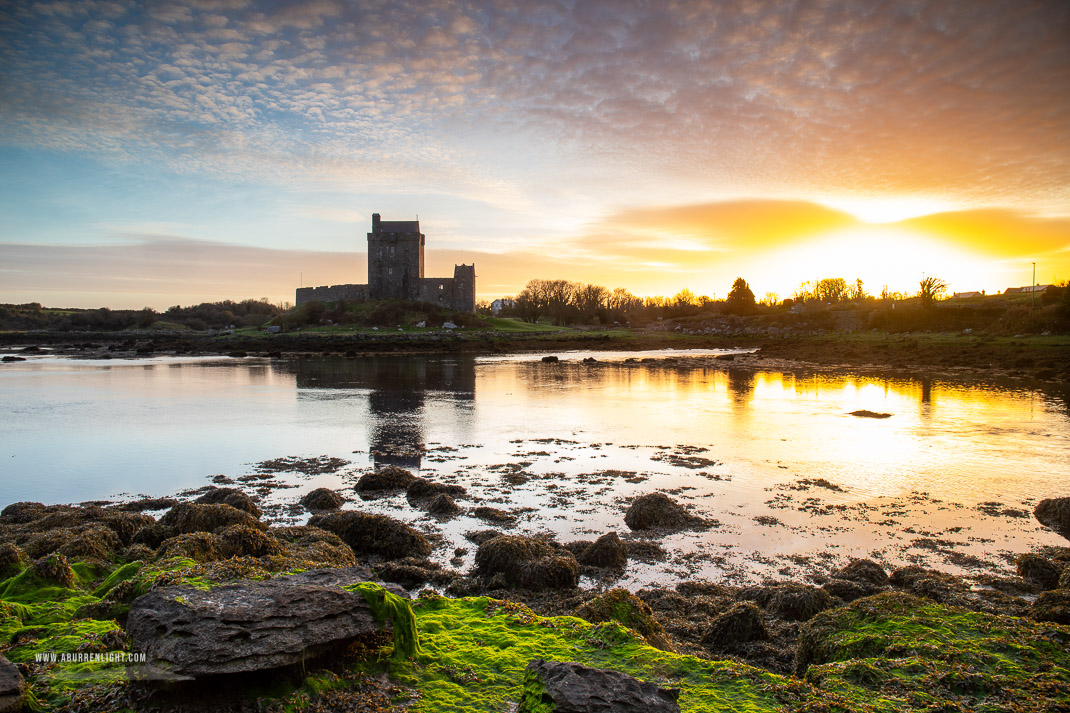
[624,493,708,531]
[31,553,76,589]
[157,532,225,563]
[1030,589,1070,625]
[127,568,389,679]
[475,535,578,590]
[159,503,263,535]
[300,488,345,512]
[519,659,680,713]
[1035,498,1070,537]
[355,466,417,493]
[822,578,868,602]
[194,487,261,517]
[541,355,559,363]
[746,583,833,621]
[831,558,889,586]
[0,654,27,713]
[577,532,628,569]
[1016,553,1061,590]
[0,502,46,524]
[218,524,287,558]
[308,511,431,560]
[406,478,466,501]
[577,589,671,650]
[701,602,768,651]
[426,494,461,516]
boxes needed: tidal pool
[1,349,1067,586]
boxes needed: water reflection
[279,357,476,471]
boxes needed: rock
[31,553,76,589]
[1060,566,1070,589]
[194,487,261,517]
[0,502,47,524]
[701,602,769,650]
[578,589,671,650]
[114,497,179,513]
[0,654,27,713]
[0,544,28,580]
[406,478,466,501]
[218,525,287,558]
[746,583,833,621]
[127,569,390,679]
[624,493,708,531]
[159,503,263,535]
[1016,553,1061,590]
[519,660,680,713]
[308,511,432,560]
[1035,498,1070,537]
[577,532,628,569]
[442,321,457,329]
[300,488,345,512]
[832,558,889,586]
[355,466,417,493]
[475,535,578,589]
[473,506,517,525]
[1030,589,1070,625]
[541,355,559,363]
[157,532,225,563]
[822,578,868,602]
[426,493,461,516]
[374,558,452,588]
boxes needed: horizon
[1,0,1068,310]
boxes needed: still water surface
[2,350,1067,585]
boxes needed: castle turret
[452,264,476,313]
[368,215,424,300]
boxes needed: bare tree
[918,275,947,308]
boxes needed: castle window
[390,246,395,256]
[388,268,393,275]
[438,284,444,290]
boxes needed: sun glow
[819,197,955,224]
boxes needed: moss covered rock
[701,602,769,651]
[578,588,671,651]
[0,543,28,580]
[624,493,708,531]
[300,487,345,512]
[159,502,263,535]
[193,487,262,517]
[30,553,77,589]
[309,511,431,560]
[355,466,417,493]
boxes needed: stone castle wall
[295,284,368,306]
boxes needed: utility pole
[1031,262,1035,309]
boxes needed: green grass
[478,317,566,333]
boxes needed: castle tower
[452,263,476,313]
[367,213,424,300]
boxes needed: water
[2,350,1067,586]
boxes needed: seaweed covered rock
[355,466,417,493]
[159,502,263,535]
[1035,497,1070,538]
[31,552,76,589]
[406,478,466,501]
[0,654,27,713]
[0,544,28,580]
[888,565,957,602]
[157,533,225,563]
[272,526,358,568]
[831,558,888,586]
[577,588,671,651]
[519,659,680,713]
[821,578,868,603]
[1030,589,1070,624]
[218,525,287,558]
[114,497,179,512]
[577,532,628,570]
[299,488,345,512]
[624,493,708,531]
[309,511,431,560]
[475,535,578,590]
[127,573,393,678]
[746,583,833,621]
[194,487,262,517]
[426,493,461,516]
[0,501,46,524]
[701,602,769,651]
[375,558,454,588]
[1061,566,1070,590]
[131,522,174,549]
[1016,553,1061,590]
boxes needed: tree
[918,275,947,309]
[850,279,867,302]
[724,277,756,315]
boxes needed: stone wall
[295,284,368,306]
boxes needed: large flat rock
[0,654,26,713]
[520,659,680,713]
[128,567,388,679]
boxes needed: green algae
[348,582,420,659]
[90,560,142,598]
[799,592,1070,711]
[387,595,818,713]
[517,666,553,713]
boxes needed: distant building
[490,298,515,315]
[1003,285,1050,295]
[296,214,476,312]
[950,291,982,299]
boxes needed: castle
[295,213,476,312]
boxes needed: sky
[1,0,1068,309]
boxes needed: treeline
[0,300,282,332]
